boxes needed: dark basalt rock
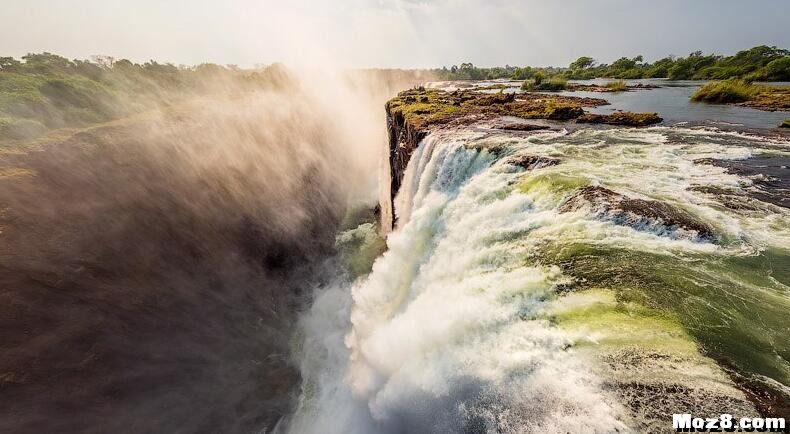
[687,185,771,212]
[547,105,585,120]
[505,154,561,170]
[567,83,661,93]
[694,156,790,209]
[381,102,429,232]
[576,112,663,127]
[559,186,714,239]
[493,122,551,132]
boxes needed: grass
[604,80,627,92]
[691,79,760,103]
[691,79,790,111]
[385,88,464,128]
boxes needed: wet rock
[576,112,662,127]
[567,83,661,92]
[547,105,585,120]
[505,154,561,170]
[693,156,790,209]
[492,122,550,132]
[382,104,429,231]
[687,185,772,212]
[559,186,714,239]
[475,91,516,105]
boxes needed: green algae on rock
[576,112,663,127]
[385,87,606,131]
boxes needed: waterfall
[288,126,790,433]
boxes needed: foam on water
[288,126,790,433]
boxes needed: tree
[751,56,790,81]
[611,57,637,71]
[570,56,595,70]
[0,57,21,72]
[21,52,74,74]
[91,55,116,68]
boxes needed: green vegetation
[387,88,605,129]
[781,119,790,128]
[0,52,293,141]
[691,79,790,110]
[521,74,567,92]
[432,45,790,82]
[691,79,760,103]
[3,46,787,141]
[388,88,664,129]
[604,80,627,92]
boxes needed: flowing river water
[285,84,790,433]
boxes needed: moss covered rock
[576,112,662,127]
[386,87,605,130]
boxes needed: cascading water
[288,126,790,433]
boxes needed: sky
[1,0,789,68]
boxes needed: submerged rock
[492,122,551,132]
[559,186,713,239]
[505,154,561,170]
[567,83,661,93]
[694,156,790,209]
[576,112,662,126]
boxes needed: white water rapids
[286,126,790,433]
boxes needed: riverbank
[692,80,790,112]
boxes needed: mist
[0,66,426,433]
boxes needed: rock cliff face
[380,102,427,232]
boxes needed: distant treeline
[431,45,790,82]
[0,53,293,141]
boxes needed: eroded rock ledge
[381,87,662,231]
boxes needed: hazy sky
[2,0,789,68]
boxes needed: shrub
[522,77,567,92]
[747,57,790,82]
[604,80,627,92]
[691,79,760,103]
